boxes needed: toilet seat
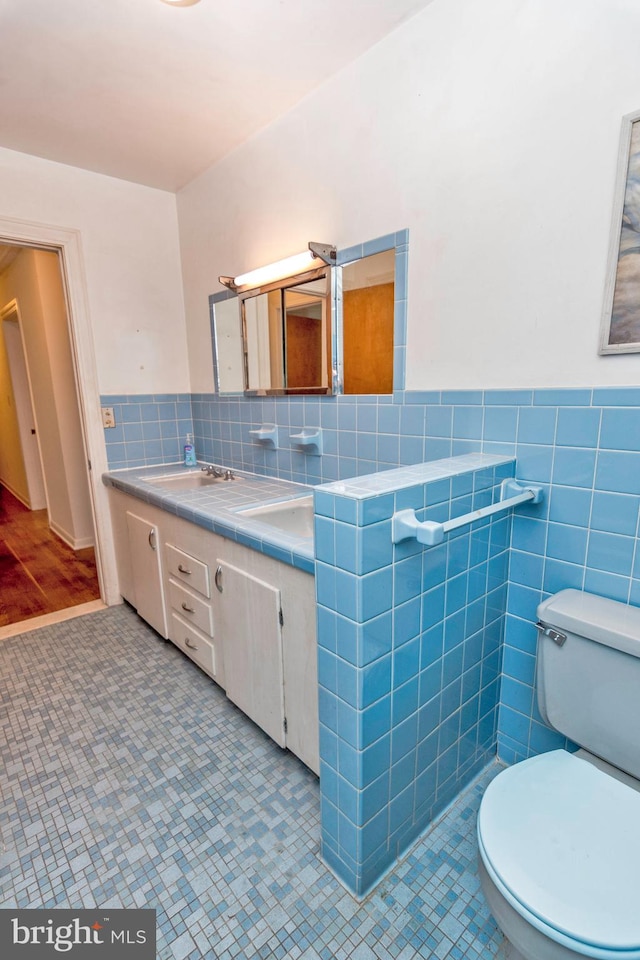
[478,750,640,959]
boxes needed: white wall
[0,147,189,395]
[177,0,640,392]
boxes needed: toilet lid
[478,750,640,952]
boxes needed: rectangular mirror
[211,296,244,393]
[210,231,406,397]
[341,248,395,394]
[242,271,332,395]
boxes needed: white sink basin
[238,496,314,539]
[146,471,237,490]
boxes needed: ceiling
[0,0,434,192]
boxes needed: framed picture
[600,109,640,354]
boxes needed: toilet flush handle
[536,621,567,647]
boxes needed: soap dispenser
[184,432,197,467]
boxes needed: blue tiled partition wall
[312,455,515,896]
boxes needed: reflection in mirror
[341,249,395,395]
[212,297,244,393]
[243,272,331,395]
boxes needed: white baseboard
[0,478,31,509]
[49,518,95,551]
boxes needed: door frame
[0,215,119,606]
[0,299,48,510]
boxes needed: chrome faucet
[201,464,236,480]
[201,464,225,478]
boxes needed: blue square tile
[591,492,640,535]
[552,448,596,488]
[315,516,336,564]
[516,443,554,483]
[358,521,394,574]
[318,648,338,692]
[393,597,421,647]
[361,696,391,748]
[337,699,359,747]
[358,567,393,622]
[555,407,601,447]
[360,494,395,525]
[516,407,557,444]
[361,655,392,708]
[543,558,584,593]
[336,658,359,706]
[484,407,518,442]
[335,568,358,620]
[453,406,483,440]
[511,516,547,555]
[549,485,592,527]
[508,583,543,621]
[335,522,359,573]
[392,676,419,725]
[600,409,640,451]
[394,636,420,687]
[391,713,419,764]
[596,452,640,495]
[546,522,588,565]
[360,611,393,665]
[587,531,635,577]
[394,553,424,605]
[421,584,446,631]
[583,569,631,603]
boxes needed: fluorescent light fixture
[220,242,335,293]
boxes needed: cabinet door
[215,560,286,747]
[126,510,168,638]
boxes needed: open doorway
[0,237,106,632]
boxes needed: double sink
[145,468,314,540]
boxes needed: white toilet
[477,588,640,960]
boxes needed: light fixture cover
[160,0,201,7]
[220,243,335,293]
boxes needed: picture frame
[600,108,640,354]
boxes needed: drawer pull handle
[181,602,195,614]
[178,564,192,575]
[184,637,198,650]
[148,529,156,550]
[215,565,223,593]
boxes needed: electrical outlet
[101,406,116,428]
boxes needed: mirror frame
[208,229,408,397]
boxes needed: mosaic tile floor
[0,605,506,959]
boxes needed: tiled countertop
[102,463,315,573]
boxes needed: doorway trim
[1,297,48,510]
[0,215,119,605]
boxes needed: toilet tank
[536,589,640,780]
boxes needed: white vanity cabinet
[108,489,169,638]
[107,487,319,774]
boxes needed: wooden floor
[0,485,101,628]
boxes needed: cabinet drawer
[166,543,210,597]
[168,579,214,637]
[170,613,216,679]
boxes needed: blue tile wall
[103,385,640,826]
[417,388,640,765]
[315,458,515,897]
[101,394,194,470]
